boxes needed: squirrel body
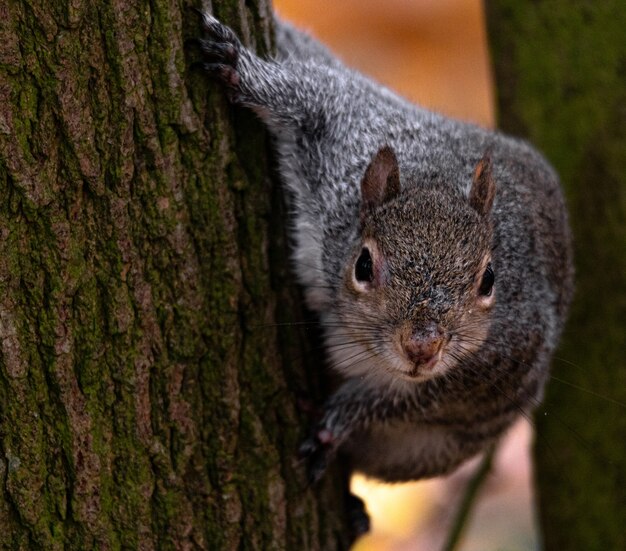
[194,14,574,484]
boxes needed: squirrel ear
[361,146,401,215]
[469,151,496,216]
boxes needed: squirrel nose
[403,324,445,367]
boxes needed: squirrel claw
[299,428,338,484]
[200,63,240,86]
[298,437,318,459]
[347,493,371,538]
[193,39,238,65]
[191,12,242,93]
[307,452,330,485]
[191,9,241,45]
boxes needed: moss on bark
[0,1,349,549]
[486,2,626,549]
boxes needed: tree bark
[486,2,626,549]
[0,1,348,549]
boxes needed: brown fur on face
[337,181,495,382]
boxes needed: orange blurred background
[274,0,494,128]
[273,1,536,550]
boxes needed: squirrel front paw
[189,10,243,99]
[299,427,338,484]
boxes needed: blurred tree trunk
[486,2,626,549]
[0,1,348,549]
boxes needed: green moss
[0,2,349,548]
[487,2,626,549]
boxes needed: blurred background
[274,1,536,549]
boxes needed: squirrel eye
[355,248,374,283]
[478,263,495,296]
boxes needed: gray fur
[195,14,574,483]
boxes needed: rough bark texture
[0,1,348,549]
[486,2,626,549]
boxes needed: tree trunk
[486,2,626,549]
[0,1,348,549]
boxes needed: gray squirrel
[192,12,574,489]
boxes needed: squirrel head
[328,146,496,383]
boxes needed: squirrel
[191,12,574,492]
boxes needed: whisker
[547,375,626,409]
[450,344,617,469]
[446,350,562,465]
[452,330,626,409]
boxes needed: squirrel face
[327,147,497,383]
